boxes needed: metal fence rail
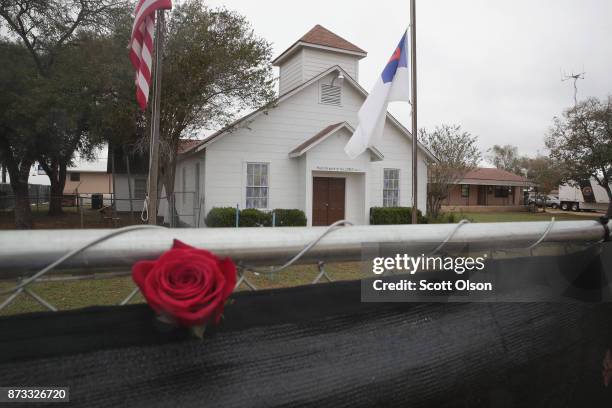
[0,219,609,312]
[0,220,608,274]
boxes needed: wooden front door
[477,186,487,205]
[312,177,345,226]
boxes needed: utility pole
[410,0,418,224]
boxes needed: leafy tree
[152,1,276,213]
[487,144,522,174]
[0,0,126,77]
[0,42,40,228]
[86,11,147,171]
[545,96,612,216]
[419,124,481,219]
[518,155,563,195]
[0,0,127,224]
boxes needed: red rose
[132,239,236,327]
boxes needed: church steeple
[273,25,367,94]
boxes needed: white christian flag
[344,30,411,158]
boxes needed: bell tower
[273,25,367,94]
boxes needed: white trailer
[558,179,610,212]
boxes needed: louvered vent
[320,84,341,106]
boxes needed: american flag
[129,0,173,110]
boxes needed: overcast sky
[205,0,612,159]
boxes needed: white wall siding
[172,155,206,227]
[302,48,358,82]
[278,49,303,94]
[203,73,363,220]
[368,122,429,213]
[182,71,428,227]
[113,174,146,213]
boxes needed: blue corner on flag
[381,31,408,84]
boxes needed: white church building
[170,25,434,226]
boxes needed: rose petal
[132,260,156,287]
[172,239,194,250]
[132,243,237,328]
[218,257,237,298]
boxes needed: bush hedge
[205,207,238,227]
[369,207,427,225]
[205,207,307,227]
[272,209,307,227]
[239,208,272,227]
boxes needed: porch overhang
[288,122,384,162]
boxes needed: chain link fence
[0,189,199,229]
[0,184,50,211]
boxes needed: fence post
[272,211,276,227]
[79,196,84,229]
[170,194,176,228]
[235,204,240,228]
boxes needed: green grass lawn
[0,210,601,316]
[0,262,365,316]
[453,210,600,223]
[0,205,139,229]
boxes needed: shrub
[428,211,474,224]
[370,207,427,225]
[205,207,307,227]
[272,209,307,226]
[428,212,455,224]
[239,208,272,227]
[205,207,238,227]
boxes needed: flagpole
[147,9,165,225]
[410,0,418,224]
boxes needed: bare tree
[419,124,481,219]
[486,144,522,175]
[561,70,585,107]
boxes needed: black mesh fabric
[1,252,612,407]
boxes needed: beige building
[442,167,534,211]
[63,170,112,207]
[64,170,112,195]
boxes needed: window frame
[494,186,510,198]
[70,172,80,182]
[383,168,400,208]
[461,184,470,198]
[245,162,269,209]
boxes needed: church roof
[272,25,366,65]
[180,65,437,162]
[178,139,204,154]
[289,122,383,161]
[289,123,344,155]
[299,25,366,54]
[459,167,534,186]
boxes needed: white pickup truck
[558,179,611,212]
